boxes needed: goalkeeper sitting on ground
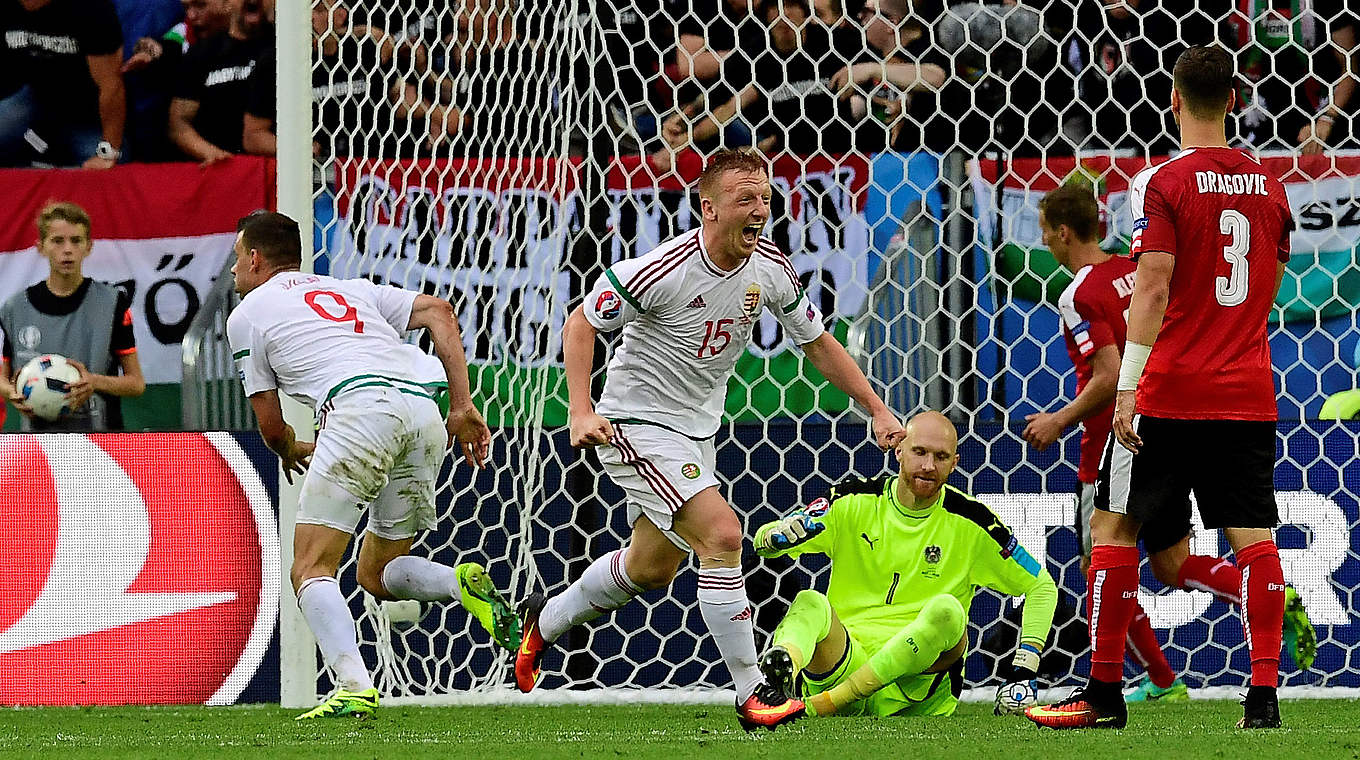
[754,411,1057,717]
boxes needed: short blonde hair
[697,147,769,199]
[37,201,92,242]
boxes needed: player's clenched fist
[871,408,907,451]
[569,410,614,448]
[448,404,492,468]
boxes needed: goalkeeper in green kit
[754,411,1058,717]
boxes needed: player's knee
[628,558,680,590]
[921,594,966,642]
[791,588,830,614]
[696,523,743,558]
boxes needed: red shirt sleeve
[1130,170,1178,259]
[1276,194,1293,263]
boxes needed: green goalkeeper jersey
[758,475,1057,655]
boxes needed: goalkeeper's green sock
[770,590,834,672]
[808,594,965,717]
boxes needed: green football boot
[457,562,520,651]
[1282,584,1317,671]
[1125,675,1189,703]
[295,687,379,720]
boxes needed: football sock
[808,594,964,717]
[539,549,642,643]
[696,566,763,702]
[297,576,373,692]
[1236,540,1285,688]
[1126,604,1177,689]
[771,590,834,672]
[379,556,461,603]
[1176,554,1242,605]
[1088,544,1140,684]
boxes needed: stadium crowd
[2,0,1359,168]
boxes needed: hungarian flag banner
[0,158,275,384]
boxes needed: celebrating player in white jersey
[514,149,906,731]
[226,211,516,721]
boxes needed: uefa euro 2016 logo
[595,290,621,321]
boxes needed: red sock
[1176,554,1242,606]
[1126,604,1177,688]
[1087,545,1141,683]
[1235,540,1285,688]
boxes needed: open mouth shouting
[740,222,763,248]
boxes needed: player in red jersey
[1027,185,1269,704]
[1027,46,1297,731]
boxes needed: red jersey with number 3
[1058,256,1137,482]
[1128,147,1292,420]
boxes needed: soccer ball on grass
[16,354,81,421]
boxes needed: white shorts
[1077,481,1096,557]
[299,385,446,540]
[597,422,720,550]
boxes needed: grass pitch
[4,699,1360,759]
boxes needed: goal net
[294,0,1360,703]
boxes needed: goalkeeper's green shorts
[801,625,961,718]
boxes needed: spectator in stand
[830,0,949,154]
[663,0,767,108]
[1062,0,1228,154]
[404,0,557,157]
[0,0,126,168]
[0,202,144,432]
[812,0,851,28]
[1298,1,1360,154]
[1231,0,1335,150]
[242,0,408,159]
[121,0,232,81]
[652,0,865,168]
[168,0,271,165]
[111,0,183,161]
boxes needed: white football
[994,680,1039,715]
[16,354,81,421]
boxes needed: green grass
[3,700,1360,759]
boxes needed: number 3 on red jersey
[1216,210,1250,307]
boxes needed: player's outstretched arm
[409,294,490,467]
[563,305,613,448]
[800,332,904,449]
[1114,251,1174,452]
[754,508,828,558]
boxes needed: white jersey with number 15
[584,229,825,439]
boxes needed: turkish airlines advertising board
[0,433,279,705]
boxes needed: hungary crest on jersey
[743,284,761,320]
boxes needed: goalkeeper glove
[755,510,826,556]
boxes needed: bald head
[896,410,959,505]
[904,411,958,452]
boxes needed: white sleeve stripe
[1056,266,1091,332]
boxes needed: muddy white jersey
[583,229,825,438]
[227,271,432,408]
